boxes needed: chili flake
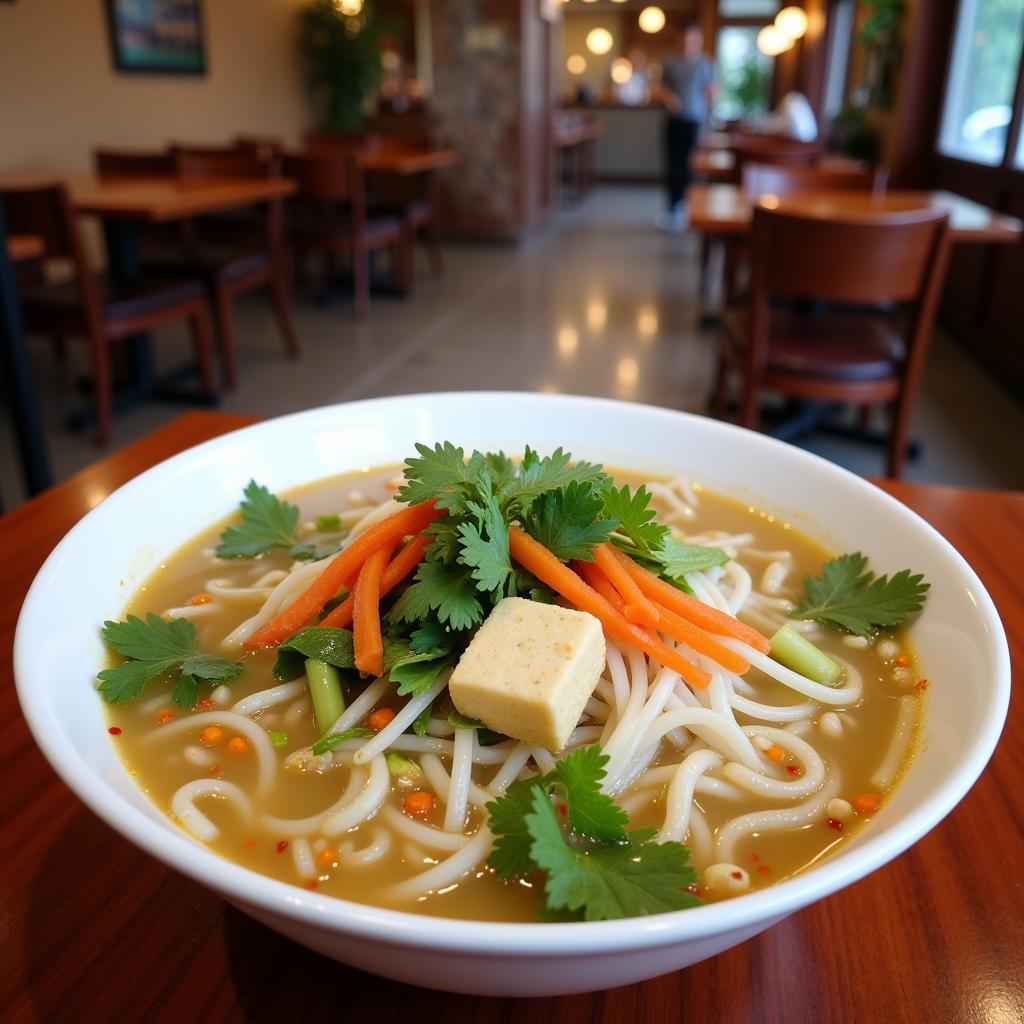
[276,840,289,854]
[108,726,122,736]
[826,817,844,832]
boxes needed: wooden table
[2,410,1022,1023]
[691,149,865,180]
[553,120,606,204]
[7,234,44,262]
[688,185,1024,244]
[359,147,459,176]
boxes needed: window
[823,0,855,121]
[938,0,1024,165]
[718,0,780,15]
[714,26,773,120]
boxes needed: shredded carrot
[403,791,435,817]
[319,533,431,630]
[197,698,215,710]
[226,736,249,756]
[592,543,661,628]
[246,500,442,650]
[208,763,222,777]
[368,707,397,732]
[609,546,771,654]
[188,593,214,606]
[317,847,339,867]
[853,793,880,814]
[894,653,910,667]
[509,526,710,689]
[353,541,396,677]
[766,745,786,762]
[575,560,750,675]
[155,709,174,725]
[199,726,224,746]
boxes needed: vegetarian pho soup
[100,448,927,923]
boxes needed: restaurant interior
[2,2,1024,1018]
[2,0,1023,507]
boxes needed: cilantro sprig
[791,552,929,637]
[486,747,700,922]
[97,613,244,708]
[216,480,345,561]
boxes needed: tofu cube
[448,597,606,751]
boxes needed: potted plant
[298,0,384,133]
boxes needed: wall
[562,11,627,98]
[0,0,308,175]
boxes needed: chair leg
[212,285,238,390]
[353,247,370,320]
[395,231,413,295]
[186,306,217,398]
[427,216,443,277]
[269,267,301,359]
[89,329,113,447]
[887,398,911,479]
[738,374,760,430]
[711,352,729,420]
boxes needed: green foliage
[298,0,385,133]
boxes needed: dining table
[690,148,866,181]
[2,409,1022,1024]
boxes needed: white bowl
[15,393,1010,996]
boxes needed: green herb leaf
[505,447,608,511]
[521,481,617,562]
[390,560,484,631]
[397,442,482,514]
[273,626,355,681]
[315,513,342,532]
[527,793,700,921]
[311,726,374,756]
[97,613,243,707]
[448,710,484,729]
[288,539,344,562]
[653,536,730,579]
[457,491,514,594]
[412,701,433,737]
[791,552,930,637]
[601,483,667,554]
[487,775,549,880]
[549,745,628,842]
[389,646,454,697]
[216,481,300,559]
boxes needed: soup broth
[105,465,922,921]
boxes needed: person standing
[655,20,715,232]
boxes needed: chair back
[95,148,175,178]
[742,162,887,198]
[283,150,363,203]
[234,135,285,161]
[304,129,365,150]
[1,182,103,325]
[751,202,948,305]
[172,146,278,180]
[732,135,823,181]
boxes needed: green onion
[268,731,289,748]
[770,625,842,686]
[305,658,345,735]
[311,726,372,756]
[315,513,343,532]
[386,752,422,781]
[448,710,483,730]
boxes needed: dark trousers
[665,117,700,210]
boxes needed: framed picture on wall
[105,0,207,75]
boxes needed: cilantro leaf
[486,746,699,922]
[526,793,700,921]
[505,447,608,510]
[653,536,730,579]
[550,746,628,842]
[487,776,549,880]
[288,539,344,562]
[216,481,300,559]
[397,442,481,514]
[98,613,243,707]
[388,642,454,697]
[601,483,668,555]
[390,560,484,631]
[521,481,617,562]
[457,491,513,594]
[312,726,373,756]
[412,701,433,737]
[408,618,457,654]
[791,552,930,637]
[273,626,355,680]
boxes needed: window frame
[935,0,1024,174]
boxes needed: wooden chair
[94,148,175,178]
[731,135,824,182]
[1,182,216,446]
[303,130,443,279]
[741,163,888,197]
[712,201,951,478]
[283,149,409,320]
[172,146,300,388]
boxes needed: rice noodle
[486,743,533,795]
[715,775,840,862]
[164,602,221,620]
[385,825,493,901]
[658,749,722,842]
[231,679,307,717]
[380,803,467,851]
[291,837,315,881]
[322,754,390,836]
[352,674,451,765]
[171,779,253,841]
[204,578,280,604]
[635,706,760,770]
[444,726,475,833]
[872,695,917,788]
[338,824,392,868]
[724,726,826,798]
[262,766,367,836]
[721,640,864,706]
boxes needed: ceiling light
[775,6,809,39]
[586,27,614,55]
[566,54,587,74]
[611,58,633,84]
[638,6,666,34]
[757,25,793,56]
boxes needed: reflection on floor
[3,186,1023,509]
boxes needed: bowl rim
[14,391,1012,955]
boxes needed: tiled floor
[3,185,1023,508]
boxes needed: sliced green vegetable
[268,731,289,748]
[315,513,343,532]
[311,726,373,756]
[770,625,842,686]
[386,752,423,782]
[273,626,355,681]
[305,658,345,735]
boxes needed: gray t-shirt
[661,55,714,123]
